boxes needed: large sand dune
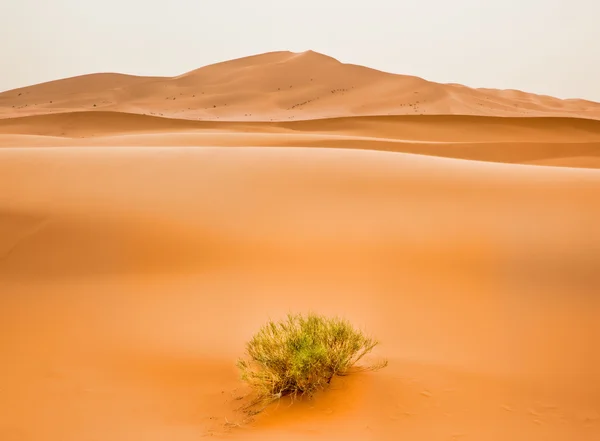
[2,51,600,121]
[1,51,599,441]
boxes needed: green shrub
[237,312,386,407]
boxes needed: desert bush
[237,313,386,406]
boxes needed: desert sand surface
[1,51,599,441]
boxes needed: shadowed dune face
[0,51,599,441]
[1,147,599,441]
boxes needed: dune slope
[1,147,599,441]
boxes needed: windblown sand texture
[1,51,599,441]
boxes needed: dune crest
[1,50,599,121]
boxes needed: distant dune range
[1,51,599,168]
[1,51,599,441]
[2,51,600,121]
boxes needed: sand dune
[2,50,599,168]
[1,111,600,168]
[1,147,599,441]
[1,51,599,441]
[1,51,600,121]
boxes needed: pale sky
[2,0,599,101]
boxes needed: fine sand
[1,51,599,441]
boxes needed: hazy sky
[2,0,599,101]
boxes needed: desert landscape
[1,50,599,441]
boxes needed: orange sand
[1,51,599,441]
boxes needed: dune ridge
[2,111,600,168]
[1,51,600,121]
